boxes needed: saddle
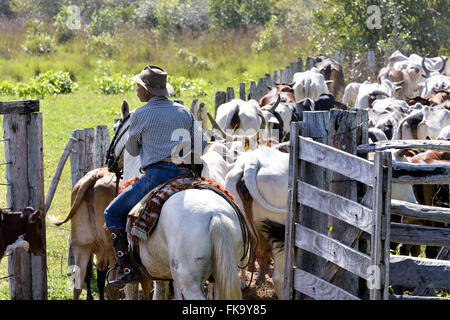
[120,175,252,280]
[125,176,241,246]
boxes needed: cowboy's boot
[106,227,141,289]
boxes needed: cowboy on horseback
[104,65,208,289]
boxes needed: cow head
[23,207,45,256]
[259,82,295,106]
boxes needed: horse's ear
[121,100,130,119]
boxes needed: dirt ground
[242,261,277,300]
[128,260,278,300]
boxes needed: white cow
[437,125,450,140]
[354,79,403,109]
[214,99,266,137]
[396,106,450,140]
[225,146,289,299]
[292,67,331,101]
[342,82,363,107]
[421,74,450,96]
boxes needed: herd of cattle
[0,50,449,300]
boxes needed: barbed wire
[0,275,13,281]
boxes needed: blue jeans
[104,162,193,229]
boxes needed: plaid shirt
[126,96,207,169]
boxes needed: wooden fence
[0,99,46,300]
[284,109,450,300]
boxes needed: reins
[106,114,131,194]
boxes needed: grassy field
[0,23,309,299]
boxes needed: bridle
[106,114,131,194]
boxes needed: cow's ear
[28,211,40,224]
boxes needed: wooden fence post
[95,125,110,169]
[3,101,46,300]
[305,57,314,70]
[226,87,235,102]
[239,83,246,101]
[328,109,359,296]
[248,81,257,101]
[264,74,273,88]
[273,70,280,84]
[371,151,392,300]
[70,128,94,187]
[298,57,304,72]
[214,91,226,118]
[284,122,302,300]
[300,111,330,287]
[284,66,293,83]
[256,78,265,101]
[68,128,94,268]
[291,61,300,75]
[279,69,285,83]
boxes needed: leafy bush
[177,49,211,70]
[251,15,282,54]
[87,7,121,36]
[168,76,212,97]
[23,19,54,55]
[53,5,77,43]
[0,71,78,98]
[0,80,15,96]
[86,33,118,57]
[94,74,135,94]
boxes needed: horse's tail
[209,215,242,300]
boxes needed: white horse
[107,101,249,299]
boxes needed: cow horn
[422,54,436,74]
[274,81,281,86]
[325,80,334,84]
[257,109,267,130]
[439,56,446,73]
[269,94,281,113]
[207,112,227,137]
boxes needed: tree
[310,0,449,57]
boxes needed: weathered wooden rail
[284,110,450,300]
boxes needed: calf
[0,207,44,260]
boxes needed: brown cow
[0,207,44,260]
[49,168,152,300]
[403,150,450,258]
[258,82,295,106]
[311,54,345,100]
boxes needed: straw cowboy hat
[131,65,174,97]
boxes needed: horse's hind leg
[171,264,206,300]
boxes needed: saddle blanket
[125,176,236,245]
